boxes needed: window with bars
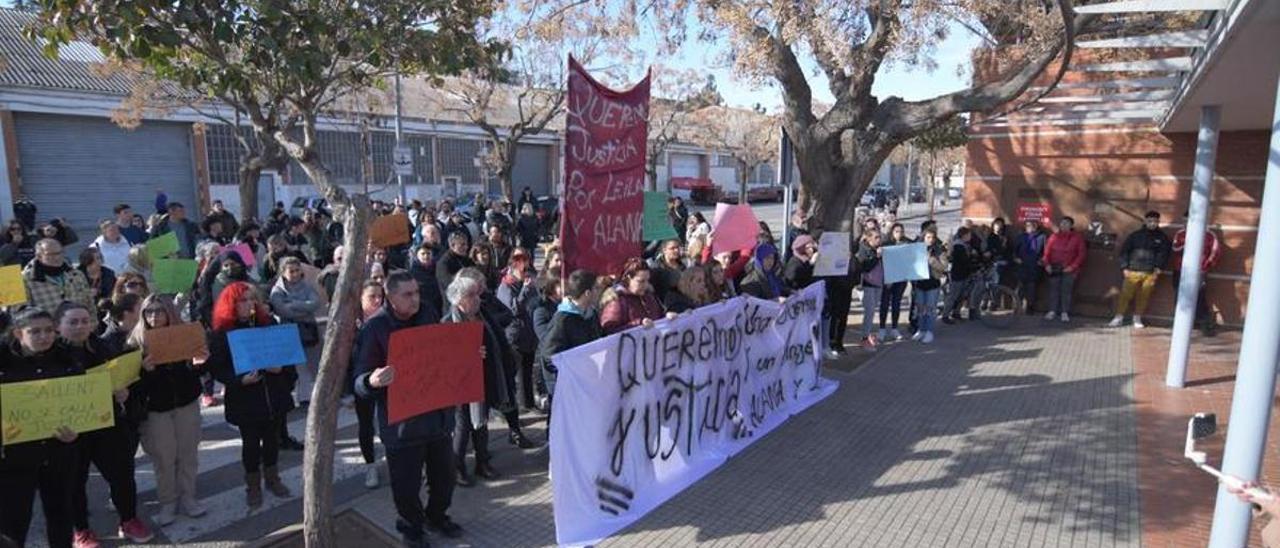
[205,124,255,186]
[288,130,364,186]
[369,132,436,185]
[716,154,737,168]
[437,137,484,185]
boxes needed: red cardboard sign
[1016,202,1053,225]
[386,322,484,424]
[559,55,651,277]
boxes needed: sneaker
[824,349,841,360]
[911,330,925,342]
[118,518,155,543]
[921,331,935,344]
[72,529,101,548]
[154,503,177,526]
[180,497,207,518]
[878,328,888,341]
[1044,311,1057,321]
[364,463,380,489]
[1107,315,1124,328]
[1060,313,1071,323]
[888,328,903,341]
[1133,316,1145,329]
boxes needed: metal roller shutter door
[13,112,199,235]
[670,153,700,178]
[513,143,551,197]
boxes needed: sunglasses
[125,282,144,289]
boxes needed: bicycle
[974,263,1022,329]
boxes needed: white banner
[550,282,838,545]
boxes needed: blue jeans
[915,288,940,333]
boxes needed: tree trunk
[646,155,659,192]
[737,160,748,205]
[795,132,894,235]
[498,140,517,201]
[926,152,937,220]
[237,162,263,223]
[295,162,370,548]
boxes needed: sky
[653,21,984,112]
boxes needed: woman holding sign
[445,275,508,486]
[0,308,84,548]
[130,295,207,526]
[207,282,297,508]
[55,302,154,545]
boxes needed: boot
[456,460,475,488]
[264,465,292,498]
[245,472,263,508]
[473,428,500,480]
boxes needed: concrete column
[1166,105,1219,388]
[0,111,17,223]
[1207,74,1280,548]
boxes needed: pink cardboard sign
[710,203,760,256]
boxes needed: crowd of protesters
[0,184,1222,548]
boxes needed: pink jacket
[1043,230,1086,272]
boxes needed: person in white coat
[92,219,135,274]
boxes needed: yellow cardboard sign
[0,264,27,307]
[105,350,144,391]
[1,370,115,445]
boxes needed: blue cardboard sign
[228,324,307,374]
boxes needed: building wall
[964,124,1267,325]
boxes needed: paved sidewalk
[349,318,1142,547]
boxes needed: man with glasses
[22,238,95,315]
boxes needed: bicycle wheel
[979,285,1020,329]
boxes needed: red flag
[387,322,484,424]
[559,56,651,277]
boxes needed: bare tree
[649,0,1093,231]
[694,105,779,203]
[645,68,723,190]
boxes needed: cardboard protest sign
[223,242,256,267]
[146,231,180,261]
[387,322,484,424]
[105,350,144,391]
[153,259,199,294]
[709,203,760,256]
[228,324,307,374]
[642,191,678,242]
[813,232,851,277]
[883,242,930,284]
[0,264,27,306]
[370,213,411,248]
[2,369,115,445]
[145,323,208,364]
[559,56,650,277]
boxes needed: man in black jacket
[353,271,460,547]
[1109,211,1172,329]
[436,232,475,307]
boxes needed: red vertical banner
[560,56,650,277]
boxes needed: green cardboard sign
[643,191,679,242]
[153,258,199,294]
[146,231,180,261]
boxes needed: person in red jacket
[1170,214,1223,335]
[1042,216,1086,323]
[600,258,667,335]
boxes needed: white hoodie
[92,234,133,274]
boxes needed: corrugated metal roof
[0,8,138,96]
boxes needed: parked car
[289,197,329,218]
[909,187,926,203]
[947,187,963,200]
[859,186,893,207]
[746,185,785,202]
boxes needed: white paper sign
[882,242,930,284]
[550,283,838,546]
[813,232,851,277]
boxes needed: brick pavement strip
[346,318,1141,547]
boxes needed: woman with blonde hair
[112,271,152,302]
[122,245,153,283]
[129,295,208,525]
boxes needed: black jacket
[783,256,814,290]
[435,251,475,305]
[409,258,443,319]
[0,341,84,467]
[496,278,539,354]
[1119,227,1172,273]
[648,259,684,304]
[208,321,298,426]
[353,303,454,449]
[538,307,602,375]
[950,241,978,280]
